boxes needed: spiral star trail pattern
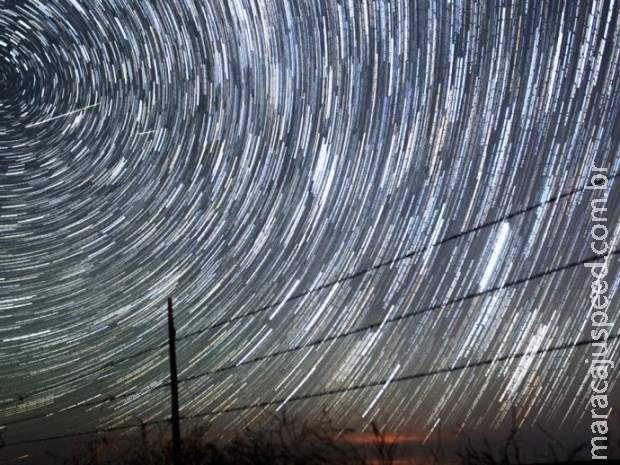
[1,0,619,460]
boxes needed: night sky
[1,0,619,463]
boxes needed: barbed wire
[3,246,617,429]
[3,329,618,448]
[2,173,614,410]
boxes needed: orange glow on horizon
[337,430,425,445]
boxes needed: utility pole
[167,297,181,465]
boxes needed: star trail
[0,0,619,462]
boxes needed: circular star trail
[1,0,619,460]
